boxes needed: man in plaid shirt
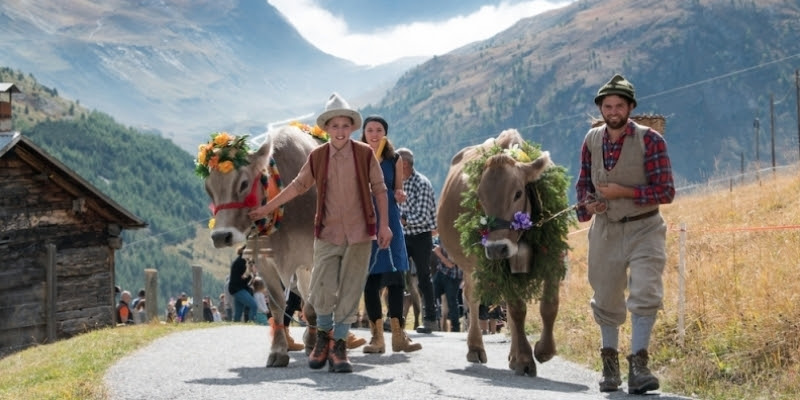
[576,74,675,395]
[397,147,439,334]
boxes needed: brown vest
[308,141,377,238]
[586,122,659,221]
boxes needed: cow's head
[198,133,274,248]
[477,150,551,267]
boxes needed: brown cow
[203,125,321,367]
[437,128,559,377]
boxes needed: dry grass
[0,322,209,400]
[545,168,800,399]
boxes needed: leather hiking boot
[599,348,622,392]
[328,338,353,373]
[627,349,660,394]
[363,320,386,354]
[391,317,422,352]
[415,319,438,334]
[308,330,331,369]
[346,331,366,349]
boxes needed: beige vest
[586,122,659,221]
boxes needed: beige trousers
[587,212,667,327]
[308,239,372,325]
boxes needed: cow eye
[514,190,523,201]
[239,179,249,194]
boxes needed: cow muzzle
[211,229,246,248]
[483,238,518,260]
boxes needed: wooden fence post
[678,222,687,348]
[145,268,158,322]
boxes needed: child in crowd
[252,277,270,326]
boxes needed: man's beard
[603,113,629,130]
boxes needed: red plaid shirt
[575,121,675,222]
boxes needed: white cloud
[268,0,572,66]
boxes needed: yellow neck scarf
[374,136,387,162]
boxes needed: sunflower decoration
[195,132,251,178]
[453,139,576,305]
[290,121,329,142]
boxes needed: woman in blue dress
[359,115,422,354]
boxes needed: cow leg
[262,256,290,367]
[506,299,536,376]
[291,266,317,355]
[302,301,318,355]
[463,275,487,363]
[533,277,559,363]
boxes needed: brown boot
[627,349,660,394]
[308,330,331,370]
[328,337,353,373]
[363,320,386,354]
[285,326,304,352]
[346,331,366,349]
[391,317,422,352]
[599,348,622,392]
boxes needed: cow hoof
[266,352,290,367]
[466,347,487,364]
[533,339,556,363]
[511,358,537,377]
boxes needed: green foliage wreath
[453,141,576,305]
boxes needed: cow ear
[522,151,552,182]
[250,135,274,171]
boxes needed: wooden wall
[1,149,116,355]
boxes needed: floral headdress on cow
[195,132,251,178]
[454,139,575,305]
[289,121,330,142]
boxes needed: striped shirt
[400,170,437,235]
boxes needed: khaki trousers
[587,213,666,327]
[308,239,372,325]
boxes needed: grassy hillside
[363,0,800,196]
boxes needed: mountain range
[361,0,800,191]
[2,0,800,194]
[0,0,422,150]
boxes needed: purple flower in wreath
[479,228,489,246]
[510,211,533,231]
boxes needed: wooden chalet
[0,83,147,355]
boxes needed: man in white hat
[249,93,392,373]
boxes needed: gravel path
[105,324,695,399]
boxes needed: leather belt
[616,209,659,223]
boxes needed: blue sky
[267,0,574,66]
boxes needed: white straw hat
[316,92,362,129]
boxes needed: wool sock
[631,313,656,353]
[333,323,350,341]
[601,325,619,350]
[317,314,333,332]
